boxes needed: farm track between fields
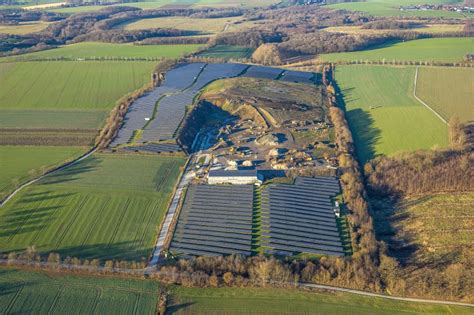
[413,66,447,124]
[0,146,97,207]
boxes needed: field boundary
[1,260,473,308]
[413,66,448,125]
[0,146,97,207]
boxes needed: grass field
[0,146,86,201]
[323,23,464,35]
[119,16,252,34]
[0,268,161,314]
[0,153,186,261]
[416,67,474,123]
[0,61,155,112]
[197,45,254,59]
[326,0,470,18]
[4,42,202,61]
[319,37,473,63]
[167,286,473,314]
[0,21,50,35]
[334,65,448,163]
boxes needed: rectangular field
[0,61,156,111]
[0,146,86,201]
[0,153,186,261]
[416,67,474,123]
[0,268,161,314]
[319,38,473,63]
[5,42,203,61]
[334,65,448,163]
[197,45,254,59]
[167,286,472,314]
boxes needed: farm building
[208,170,263,185]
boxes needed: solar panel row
[122,143,182,153]
[169,184,254,257]
[261,176,344,256]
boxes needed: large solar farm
[104,62,346,259]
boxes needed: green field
[416,67,474,123]
[0,153,186,261]
[320,38,473,63]
[326,0,470,18]
[335,65,448,163]
[0,146,86,201]
[0,61,154,112]
[197,45,254,59]
[0,268,161,314]
[167,286,472,314]
[0,21,50,35]
[4,42,202,61]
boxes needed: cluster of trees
[212,30,283,48]
[0,9,66,24]
[365,150,473,197]
[74,28,198,43]
[251,43,282,65]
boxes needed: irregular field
[0,21,50,35]
[4,42,202,61]
[0,268,161,314]
[323,23,464,35]
[416,67,474,123]
[389,193,474,261]
[320,38,473,63]
[167,286,472,314]
[0,146,86,201]
[326,0,470,18]
[197,45,254,59]
[335,65,448,163]
[119,16,252,33]
[0,153,186,261]
[0,61,155,111]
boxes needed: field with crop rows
[0,146,86,202]
[0,268,161,314]
[0,153,186,261]
[326,0,470,18]
[319,38,473,63]
[167,286,472,314]
[197,45,254,59]
[416,67,474,123]
[387,193,474,262]
[0,61,155,112]
[334,65,448,163]
[5,42,203,61]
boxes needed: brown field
[323,23,464,35]
[0,21,50,35]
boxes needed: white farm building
[207,170,263,185]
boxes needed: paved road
[0,147,97,207]
[300,283,473,308]
[148,156,194,267]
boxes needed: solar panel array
[140,63,248,142]
[170,184,254,257]
[110,62,317,147]
[261,176,344,256]
[110,63,205,147]
[122,143,182,153]
[280,70,315,84]
[243,65,284,80]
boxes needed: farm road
[300,283,474,308]
[413,66,447,124]
[0,146,97,207]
